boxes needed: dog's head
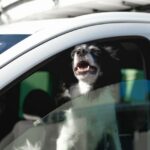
[71,44,102,84]
[71,43,120,87]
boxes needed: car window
[0,37,150,150]
[0,34,30,54]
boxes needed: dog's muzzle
[74,60,98,75]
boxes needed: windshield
[0,34,30,54]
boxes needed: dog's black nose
[76,49,87,57]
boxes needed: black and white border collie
[57,43,122,150]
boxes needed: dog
[56,43,122,150]
[13,43,121,150]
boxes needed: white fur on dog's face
[72,44,100,85]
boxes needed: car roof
[0,12,150,34]
[0,12,150,68]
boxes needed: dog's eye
[71,47,82,58]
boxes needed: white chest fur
[78,81,92,94]
[69,81,93,98]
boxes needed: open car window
[0,37,150,150]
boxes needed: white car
[0,12,150,150]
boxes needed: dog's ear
[103,46,120,61]
[89,44,102,56]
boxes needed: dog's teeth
[78,67,82,72]
[77,65,91,72]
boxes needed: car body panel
[1,22,150,90]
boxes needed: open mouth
[74,61,97,75]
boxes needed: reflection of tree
[0,0,57,24]
[0,0,33,24]
[0,0,59,12]
[0,0,32,13]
